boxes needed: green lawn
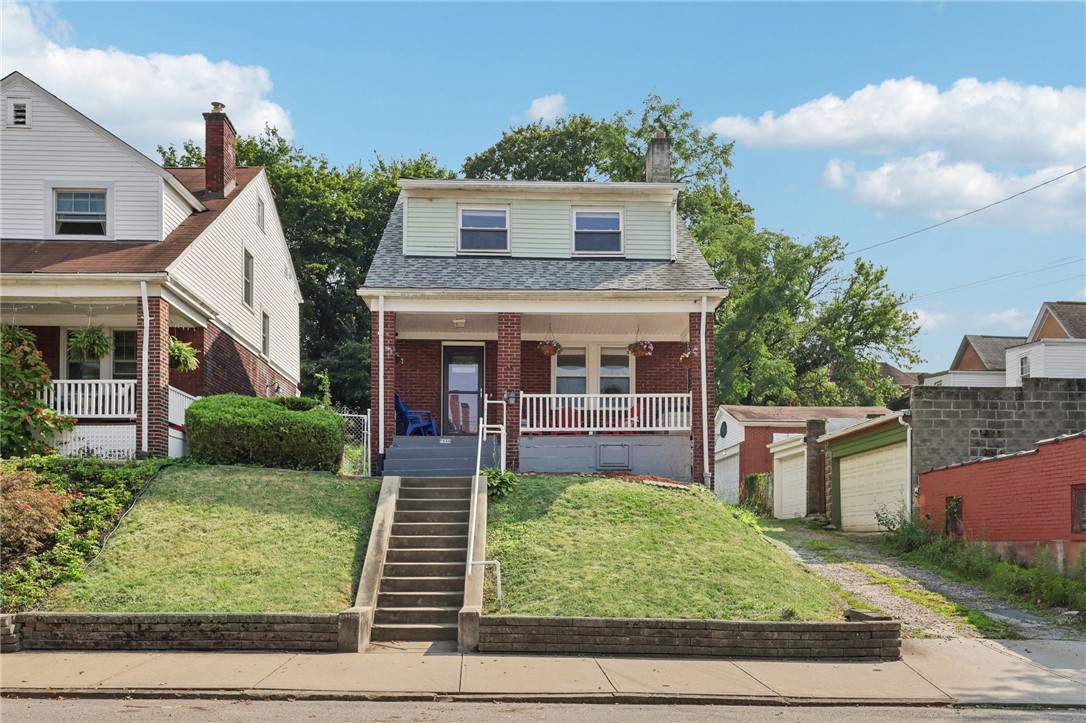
[485,476,843,621]
[47,465,380,613]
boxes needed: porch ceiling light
[452,318,466,328]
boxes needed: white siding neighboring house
[1,71,302,459]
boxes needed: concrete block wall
[919,433,1086,567]
[910,378,1086,490]
[14,612,341,652]
[478,615,901,660]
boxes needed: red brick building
[919,431,1086,568]
[1,73,301,459]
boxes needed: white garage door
[839,443,907,532]
[774,449,807,519]
[716,452,740,505]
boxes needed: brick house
[359,134,723,484]
[919,431,1086,568]
[0,72,302,459]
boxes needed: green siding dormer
[400,183,677,260]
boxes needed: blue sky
[4,1,1084,370]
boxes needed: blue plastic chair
[394,394,440,436]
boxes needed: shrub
[0,470,68,562]
[1,455,167,612]
[1,325,75,456]
[187,394,345,471]
[741,473,772,515]
[484,467,518,498]
[270,396,320,412]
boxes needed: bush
[0,470,68,561]
[270,396,320,412]
[484,467,518,498]
[187,394,345,471]
[1,325,75,456]
[1,455,167,612]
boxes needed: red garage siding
[919,432,1086,568]
[740,425,806,482]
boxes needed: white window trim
[243,248,255,309]
[549,342,636,395]
[457,205,511,255]
[60,327,137,381]
[1020,355,1030,379]
[6,97,31,128]
[571,206,625,257]
[44,182,116,240]
[261,312,270,357]
[257,197,266,232]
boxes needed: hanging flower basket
[67,324,112,362]
[627,339,654,358]
[168,336,200,372]
[679,350,695,368]
[539,339,562,357]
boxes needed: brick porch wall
[25,326,61,378]
[136,297,170,457]
[396,339,442,427]
[635,341,690,394]
[370,311,397,466]
[497,313,521,469]
[689,312,716,486]
[168,327,204,397]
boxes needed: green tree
[159,132,453,408]
[156,140,205,167]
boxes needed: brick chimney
[203,101,236,198]
[645,130,671,183]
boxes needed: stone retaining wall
[13,612,344,652]
[478,615,901,660]
[1,614,20,653]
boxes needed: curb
[0,687,960,707]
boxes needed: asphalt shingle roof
[957,335,1026,371]
[1045,301,1086,339]
[1,168,261,274]
[362,195,724,292]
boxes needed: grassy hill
[486,476,842,621]
[47,465,380,613]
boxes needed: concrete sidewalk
[1,639,1082,706]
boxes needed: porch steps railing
[520,392,691,434]
[42,380,137,419]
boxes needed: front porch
[370,306,715,484]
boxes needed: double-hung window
[554,345,632,395]
[55,191,107,236]
[573,209,622,255]
[112,331,137,380]
[243,250,254,307]
[458,207,509,253]
[257,198,265,232]
[261,313,270,356]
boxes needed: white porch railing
[168,386,200,428]
[520,393,691,434]
[43,380,137,419]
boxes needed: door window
[443,347,482,435]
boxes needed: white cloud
[912,308,957,332]
[708,77,1085,165]
[846,152,1085,233]
[521,93,567,123]
[1,2,292,157]
[821,159,854,189]
[976,308,1032,334]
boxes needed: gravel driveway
[761,520,1085,640]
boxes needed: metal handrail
[466,396,507,606]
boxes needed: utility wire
[845,165,1086,256]
[909,256,1085,302]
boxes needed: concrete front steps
[370,477,473,643]
[381,435,498,477]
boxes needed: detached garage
[820,413,911,532]
[769,435,807,519]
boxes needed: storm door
[442,346,483,435]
